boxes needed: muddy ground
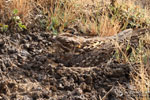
[0,30,144,100]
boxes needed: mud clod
[0,29,149,99]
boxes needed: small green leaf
[18,23,26,30]
[1,24,8,32]
[142,53,148,65]
[51,16,60,28]
[126,44,130,51]
[22,25,27,29]
[13,9,18,15]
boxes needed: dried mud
[0,31,141,100]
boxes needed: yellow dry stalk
[100,14,121,37]
[10,0,33,23]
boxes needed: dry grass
[133,35,150,100]
[121,33,150,100]
[100,14,121,36]
[0,0,149,34]
[10,0,33,23]
[131,57,150,100]
[0,0,4,9]
[0,0,33,25]
[0,0,8,23]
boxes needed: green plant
[0,24,8,32]
[47,16,60,35]
[12,9,27,31]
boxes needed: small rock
[23,95,32,100]
[72,88,83,95]
[1,94,9,100]
[20,50,30,56]
[0,39,4,47]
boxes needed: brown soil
[0,30,144,100]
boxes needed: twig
[102,86,114,100]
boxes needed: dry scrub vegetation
[0,0,150,34]
[0,0,150,99]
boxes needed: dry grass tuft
[121,33,150,100]
[0,0,4,9]
[131,61,150,100]
[100,14,121,36]
[0,0,149,34]
[10,0,33,23]
[0,0,8,23]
